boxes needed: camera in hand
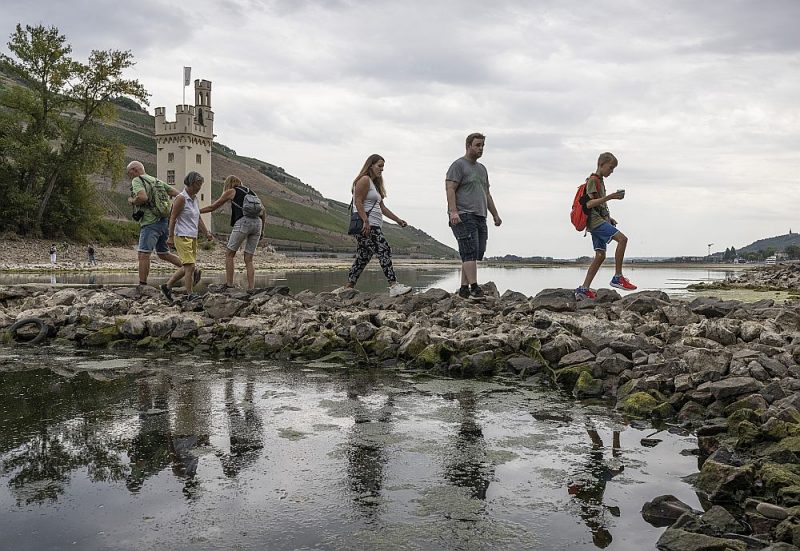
[132,209,143,221]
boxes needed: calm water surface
[0,265,743,298]
[0,348,702,551]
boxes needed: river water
[0,265,744,298]
[0,348,702,551]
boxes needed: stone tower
[154,79,214,230]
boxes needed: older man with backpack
[127,160,193,288]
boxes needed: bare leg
[243,252,255,290]
[183,264,195,294]
[461,260,478,286]
[582,250,606,289]
[612,232,628,275]
[138,252,151,284]
[225,249,236,286]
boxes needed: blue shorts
[590,221,619,252]
[137,218,170,254]
[450,213,488,262]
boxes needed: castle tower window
[196,154,202,164]
[167,170,175,184]
[168,152,174,163]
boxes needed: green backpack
[138,175,172,219]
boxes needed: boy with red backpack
[574,152,637,300]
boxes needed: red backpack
[570,176,597,231]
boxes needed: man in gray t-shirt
[445,133,502,300]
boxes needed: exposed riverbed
[0,347,701,551]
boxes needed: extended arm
[380,202,407,227]
[200,189,235,214]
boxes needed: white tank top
[360,180,383,228]
[175,189,200,237]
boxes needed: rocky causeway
[2,281,800,550]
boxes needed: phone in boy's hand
[616,189,625,198]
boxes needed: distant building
[154,79,214,230]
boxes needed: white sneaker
[389,283,412,297]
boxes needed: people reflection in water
[173,377,211,497]
[343,373,395,519]
[443,390,493,500]
[567,426,624,549]
[126,376,211,498]
[219,375,264,478]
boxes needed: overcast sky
[3,0,798,258]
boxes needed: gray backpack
[234,186,263,218]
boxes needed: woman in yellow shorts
[162,172,213,301]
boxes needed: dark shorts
[590,221,619,252]
[450,213,488,262]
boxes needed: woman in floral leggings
[345,154,412,297]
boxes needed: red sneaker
[610,275,637,290]
[575,287,597,300]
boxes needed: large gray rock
[203,295,246,319]
[641,495,696,527]
[656,527,747,551]
[697,377,763,401]
[530,288,576,312]
[398,324,430,358]
[120,316,147,338]
[558,349,595,367]
[683,348,731,375]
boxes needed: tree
[785,245,800,260]
[0,23,149,237]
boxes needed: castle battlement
[153,77,215,229]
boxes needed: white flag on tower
[183,66,191,86]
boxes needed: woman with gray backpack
[200,175,265,290]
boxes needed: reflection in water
[219,375,264,477]
[568,427,624,548]
[127,376,212,498]
[0,358,700,551]
[443,390,493,501]
[343,373,395,520]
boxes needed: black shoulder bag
[347,199,376,235]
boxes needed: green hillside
[107,101,457,258]
[737,232,800,255]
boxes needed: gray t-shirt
[446,157,489,217]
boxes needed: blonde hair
[597,152,618,167]
[223,175,242,191]
[352,154,386,198]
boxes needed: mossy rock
[136,335,167,349]
[108,339,134,351]
[619,391,663,418]
[82,325,121,347]
[553,363,593,389]
[761,436,800,463]
[762,419,793,441]
[778,485,800,507]
[238,335,271,358]
[574,370,604,399]
[760,463,800,496]
[727,408,762,430]
[616,379,638,401]
[415,343,443,368]
[734,420,760,449]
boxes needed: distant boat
[765,255,777,265]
